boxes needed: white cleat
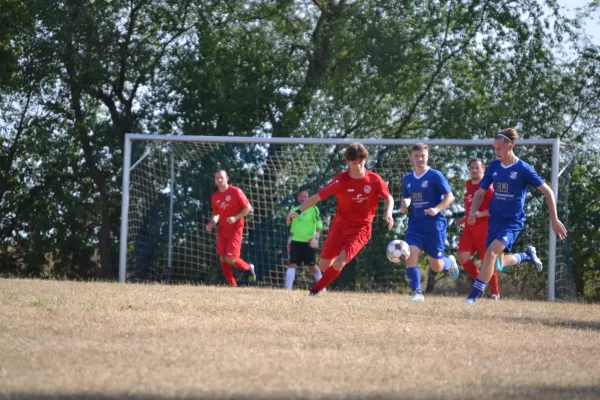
[410,292,424,302]
[447,255,460,281]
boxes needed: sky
[557,0,600,45]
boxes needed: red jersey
[318,170,390,226]
[464,179,493,232]
[211,185,250,232]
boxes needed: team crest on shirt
[509,172,518,179]
[364,185,372,194]
[225,195,231,201]
[421,181,428,188]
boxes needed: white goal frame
[118,134,560,300]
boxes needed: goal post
[118,134,569,301]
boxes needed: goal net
[119,135,574,300]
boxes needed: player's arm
[537,183,567,240]
[227,203,252,224]
[467,189,487,224]
[287,194,321,221]
[425,192,454,216]
[475,209,490,218]
[205,214,219,232]
[384,194,394,230]
[400,176,410,214]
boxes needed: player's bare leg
[494,246,541,273]
[466,240,505,303]
[429,255,459,281]
[309,251,348,295]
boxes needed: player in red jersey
[287,143,394,295]
[456,159,500,299]
[205,170,256,286]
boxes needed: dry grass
[0,279,599,400]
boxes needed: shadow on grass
[4,386,600,400]
[500,315,600,331]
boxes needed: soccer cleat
[465,298,477,304]
[488,294,500,301]
[410,292,424,302]
[309,289,320,296]
[525,245,543,273]
[247,263,257,282]
[447,255,460,281]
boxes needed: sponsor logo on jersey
[347,189,354,192]
[496,182,509,192]
[352,194,368,203]
[412,192,423,201]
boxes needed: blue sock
[406,266,422,294]
[514,252,530,264]
[442,256,453,271]
[467,279,487,300]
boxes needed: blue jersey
[402,168,452,232]
[479,159,544,230]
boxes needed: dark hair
[411,143,429,152]
[495,128,518,144]
[469,158,485,168]
[344,143,369,161]
[215,169,228,176]
[296,186,310,198]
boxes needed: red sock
[220,262,237,286]
[311,266,341,292]
[488,271,499,296]
[462,259,480,280]
[234,258,250,271]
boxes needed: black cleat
[309,289,320,296]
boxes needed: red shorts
[320,221,371,262]
[458,227,487,258]
[216,227,243,259]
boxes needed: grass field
[0,279,599,400]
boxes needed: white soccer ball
[386,239,410,264]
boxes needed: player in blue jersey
[465,128,568,303]
[400,143,459,302]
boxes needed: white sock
[285,268,296,290]
[312,269,322,282]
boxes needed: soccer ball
[386,239,410,264]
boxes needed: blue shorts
[486,224,521,252]
[405,226,446,259]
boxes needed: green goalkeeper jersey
[289,205,323,242]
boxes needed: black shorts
[289,241,316,266]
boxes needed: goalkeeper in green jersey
[284,187,324,290]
